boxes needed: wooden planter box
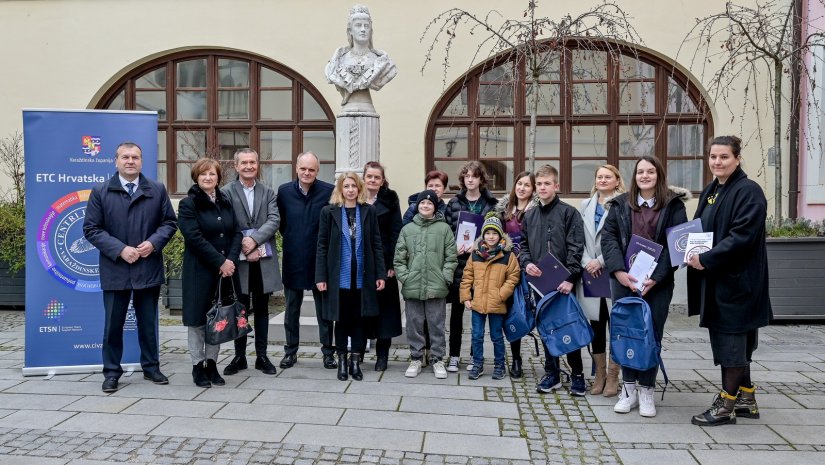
[163,277,183,312]
[0,262,24,309]
[767,237,825,320]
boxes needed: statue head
[347,4,373,49]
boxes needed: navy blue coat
[83,173,177,291]
[277,179,334,290]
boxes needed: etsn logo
[81,136,101,156]
[42,299,66,320]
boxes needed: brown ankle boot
[735,385,759,419]
[590,353,607,395]
[691,390,737,426]
[603,359,620,397]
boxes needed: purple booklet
[455,211,484,251]
[624,234,663,270]
[526,253,570,296]
[582,271,611,298]
[665,219,703,268]
[240,229,273,261]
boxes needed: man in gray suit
[221,148,283,375]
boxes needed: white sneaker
[466,363,474,371]
[433,360,448,379]
[446,356,460,372]
[405,360,422,378]
[638,386,657,417]
[614,383,639,414]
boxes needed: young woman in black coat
[687,136,771,426]
[178,158,242,388]
[601,155,688,418]
[363,162,403,371]
[316,172,387,381]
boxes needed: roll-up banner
[22,109,158,376]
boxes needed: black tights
[376,338,391,358]
[722,365,752,394]
[589,298,610,354]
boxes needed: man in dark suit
[277,152,336,369]
[83,142,177,393]
[221,148,283,375]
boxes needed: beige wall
[0,0,780,215]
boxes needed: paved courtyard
[0,305,823,465]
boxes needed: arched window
[96,49,335,194]
[426,43,712,195]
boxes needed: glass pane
[136,68,166,89]
[261,67,291,87]
[620,56,655,79]
[218,90,249,120]
[667,159,703,191]
[619,160,636,188]
[177,163,193,193]
[157,162,167,186]
[572,126,608,158]
[480,62,514,83]
[572,160,607,192]
[478,84,514,116]
[667,78,699,113]
[260,163,293,190]
[479,160,513,191]
[303,90,327,120]
[571,50,607,80]
[619,125,656,157]
[667,124,704,156]
[176,130,206,161]
[318,163,335,184]
[218,131,250,162]
[479,127,514,158]
[157,130,166,161]
[433,160,474,191]
[537,52,561,80]
[302,130,335,161]
[620,82,656,113]
[261,90,292,120]
[441,87,468,117]
[532,126,561,157]
[176,90,207,120]
[433,127,468,158]
[177,59,206,87]
[218,59,249,87]
[136,91,167,120]
[260,131,293,162]
[572,83,607,114]
[525,83,560,115]
[107,89,125,110]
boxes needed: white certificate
[456,221,477,251]
[684,232,714,262]
[628,250,657,293]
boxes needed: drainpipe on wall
[789,0,802,220]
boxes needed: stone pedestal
[335,111,380,175]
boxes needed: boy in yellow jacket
[460,214,521,379]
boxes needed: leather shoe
[102,377,119,393]
[375,356,388,372]
[223,355,248,375]
[143,371,169,385]
[323,353,338,369]
[510,358,523,379]
[255,355,277,375]
[279,353,297,369]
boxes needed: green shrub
[766,217,825,237]
[0,200,25,274]
[162,230,184,278]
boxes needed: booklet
[665,219,704,267]
[625,234,663,271]
[455,211,483,252]
[526,253,570,297]
[627,251,657,294]
[239,229,273,261]
[582,271,611,298]
[684,232,714,262]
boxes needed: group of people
[83,134,770,428]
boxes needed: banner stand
[22,363,141,378]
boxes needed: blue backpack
[609,296,668,387]
[504,272,535,343]
[535,291,593,357]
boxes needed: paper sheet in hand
[526,253,570,296]
[627,251,656,293]
[625,234,663,271]
[684,232,714,262]
[456,211,483,251]
[665,219,703,267]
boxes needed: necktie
[126,182,135,197]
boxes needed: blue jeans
[471,311,505,367]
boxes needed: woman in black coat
[316,172,386,381]
[687,136,771,427]
[402,170,449,226]
[601,155,688,418]
[363,162,402,371]
[178,158,242,388]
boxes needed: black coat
[518,196,585,284]
[277,179,334,290]
[315,204,387,321]
[83,173,177,291]
[372,186,403,338]
[178,185,242,327]
[687,167,772,332]
[444,188,498,287]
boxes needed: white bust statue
[325,4,397,113]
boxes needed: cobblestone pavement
[0,306,823,465]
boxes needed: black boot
[337,353,348,381]
[349,353,363,381]
[375,356,388,372]
[192,363,211,388]
[510,357,523,379]
[735,385,760,419]
[691,390,737,426]
[223,355,247,375]
[205,359,225,386]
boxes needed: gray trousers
[405,298,446,362]
[188,326,220,365]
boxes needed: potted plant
[766,218,825,320]
[162,230,184,311]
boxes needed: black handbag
[205,277,252,345]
